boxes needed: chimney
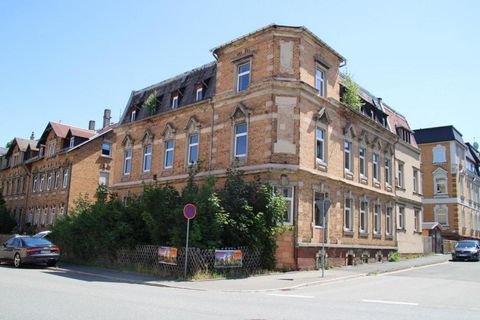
[88,120,96,131]
[103,109,111,128]
[30,132,35,140]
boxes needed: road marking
[362,299,418,306]
[268,293,315,299]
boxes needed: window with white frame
[171,95,179,109]
[434,175,447,194]
[69,137,75,148]
[373,153,379,181]
[62,169,69,189]
[236,61,251,92]
[54,171,60,190]
[188,134,199,165]
[274,186,294,224]
[314,192,327,228]
[433,145,446,163]
[315,67,326,96]
[39,174,44,192]
[131,110,137,121]
[434,205,448,226]
[102,143,112,156]
[413,169,419,193]
[385,158,391,185]
[398,206,405,230]
[359,147,366,177]
[386,206,393,235]
[234,122,248,158]
[142,144,152,173]
[123,148,132,175]
[414,209,421,232]
[316,128,325,163]
[397,162,404,188]
[48,141,56,157]
[374,203,381,234]
[32,175,38,192]
[47,173,52,191]
[164,140,174,169]
[195,87,203,101]
[359,199,368,233]
[344,194,353,231]
[344,140,352,173]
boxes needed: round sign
[183,203,197,220]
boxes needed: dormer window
[195,87,203,101]
[171,95,179,109]
[397,127,411,144]
[131,110,137,122]
[69,137,75,148]
[236,61,251,92]
[47,141,56,157]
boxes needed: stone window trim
[273,184,295,225]
[373,199,382,236]
[433,167,448,196]
[432,144,447,164]
[315,65,327,97]
[344,191,354,232]
[314,107,331,172]
[385,205,394,236]
[230,103,252,164]
[359,196,369,234]
[234,58,252,93]
[185,116,201,168]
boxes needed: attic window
[195,87,203,101]
[131,110,137,122]
[171,95,179,109]
[69,137,75,148]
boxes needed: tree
[0,194,16,233]
[342,73,364,111]
[143,91,158,116]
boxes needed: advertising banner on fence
[214,249,242,268]
[158,246,178,265]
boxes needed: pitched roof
[382,105,418,148]
[414,126,464,145]
[68,127,96,139]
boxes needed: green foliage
[0,194,16,233]
[388,251,401,262]
[5,139,14,149]
[342,73,364,111]
[51,166,287,270]
[143,91,158,116]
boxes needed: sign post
[183,203,197,278]
[316,199,331,278]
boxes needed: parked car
[451,240,480,261]
[0,236,60,268]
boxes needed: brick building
[111,24,424,269]
[415,126,480,241]
[0,110,115,231]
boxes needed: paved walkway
[56,254,450,292]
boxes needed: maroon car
[0,236,60,268]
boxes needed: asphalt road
[0,261,479,320]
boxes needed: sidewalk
[56,254,450,292]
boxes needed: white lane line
[268,293,315,299]
[362,299,418,306]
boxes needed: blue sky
[1,0,479,148]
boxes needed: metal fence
[114,245,262,277]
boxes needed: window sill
[343,230,354,237]
[373,180,380,188]
[359,232,369,238]
[396,228,406,233]
[344,170,353,180]
[385,184,392,192]
[100,154,113,159]
[233,157,247,166]
[373,233,382,239]
[434,193,448,198]
[314,226,325,229]
[396,186,406,191]
[360,176,368,185]
[316,161,328,172]
[413,231,422,235]
[385,235,394,240]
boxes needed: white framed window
[31,176,37,193]
[234,122,248,158]
[131,110,137,121]
[62,169,69,189]
[344,194,353,231]
[99,172,109,186]
[373,153,379,181]
[188,134,199,165]
[142,144,152,173]
[314,192,328,228]
[434,175,447,194]
[386,206,393,235]
[434,205,448,226]
[236,61,251,92]
[48,141,56,157]
[274,186,294,224]
[414,209,421,232]
[54,171,60,190]
[359,199,368,233]
[39,174,45,192]
[359,147,366,177]
[195,87,203,101]
[374,203,381,234]
[315,67,326,96]
[413,169,419,193]
[164,140,174,169]
[47,173,52,191]
[344,140,352,173]
[171,95,179,109]
[397,162,404,188]
[69,137,75,148]
[102,143,112,156]
[316,128,325,163]
[123,149,132,176]
[398,206,405,229]
[385,158,391,185]
[433,144,446,163]
[49,206,56,225]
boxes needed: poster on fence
[158,246,178,265]
[214,249,242,268]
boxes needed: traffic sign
[183,203,197,220]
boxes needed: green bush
[0,194,16,233]
[388,251,401,262]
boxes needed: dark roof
[121,62,216,124]
[414,126,464,145]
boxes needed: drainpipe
[208,99,215,173]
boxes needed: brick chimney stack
[103,109,111,128]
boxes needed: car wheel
[13,253,22,268]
